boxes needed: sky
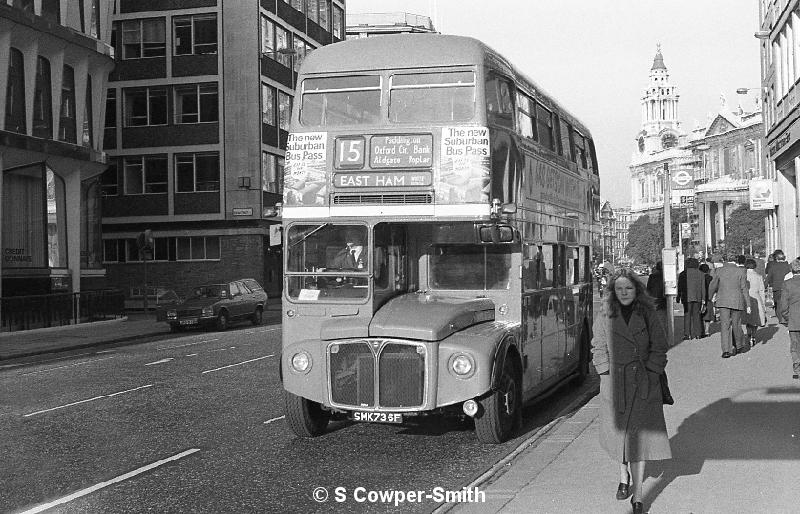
[345,0,761,207]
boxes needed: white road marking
[201,354,274,374]
[107,384,153,397]
[144,358,174,366]
[23,396,106,417]
[264,415,285,425]
[157,338,218,350]
[19,448,201,514]
[20,357,116,376]
[23,385,154,417]
[186,353,198,357]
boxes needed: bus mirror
[479,225,514,243]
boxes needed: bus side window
[588,138,599,175]
[566,247,579,286]
[553,114,563,155]
[523,244,541,290]
[540,245,554,288]
[567,124,577,164]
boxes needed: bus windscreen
[389,71,475,123]
[300,75,381,127]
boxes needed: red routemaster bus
[280,34,601,443]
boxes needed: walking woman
[592,269,672,514]
[744,258,767,345]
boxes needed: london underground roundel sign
[672,169,693,188]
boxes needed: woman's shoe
[616,481,631,500]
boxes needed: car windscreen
[194,285,225,298]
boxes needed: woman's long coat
[591,304,672,462]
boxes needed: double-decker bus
[280,34,601,443]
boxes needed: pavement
[3,299,800,513]
[0,298,282,361]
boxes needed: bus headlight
[291,351,312,373]
[451,353,475,377]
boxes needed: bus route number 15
[336,137,365,169]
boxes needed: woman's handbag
[660,372,674,405]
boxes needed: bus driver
[328,230,368,270]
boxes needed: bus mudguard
[282,339,329,404]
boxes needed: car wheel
[216,311,229,331]
[284,390,330,437]
[252,307,263,326]
[474,356,522,444]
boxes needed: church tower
[636,44,682,154]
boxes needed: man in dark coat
[767,250,792,323]
[677,257,706,340]
[778,259,800,380]
[646,261,666,311]
[709,255,751,358]
[328,229,368,270]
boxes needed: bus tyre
[216,311,229,331]
[475,357,522,444]
[252,307,263,326]
[284,390,330,437]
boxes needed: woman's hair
[745,258,757,269]
[699,263,710,273]
[603,268,654,317]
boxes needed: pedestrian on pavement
[753,251,766,284]
[677,257,706,340]
[767,250,791,323]
[744,258,767,346]
[698,263,715,337]
[646,261,666,311]
[591,268,671,514]
[778,258,800,380]
[709,255,752,358]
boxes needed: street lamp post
[663,163,675,344]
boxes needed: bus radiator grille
[333,193,433,205]
[378,344,425,408]
[330,342,375,407]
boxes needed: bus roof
[300,34,592,137]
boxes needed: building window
[176,236,220,261]
[262,83,276,125]
[82,75,93,147]
[101,163,118,196]
[290,0,304,12]
[59,65,77,143]
[105,89,116,128]
[5,47,26,134]
[174,14,218,55]
[41,0,60,23]
[307,0,318,24]
[124,155,168,195]
[262,152,283,193]
[90,0,100,38]
[124,87,167,126]
[293,36,308,72]
[175,152,220,192]
[33,56,53,139]
[278,91,292,131]
[262,17,292,67]
[318,0,329,31]
[122,18,166,59]
[332,4,343,39]
[174,83,219,123]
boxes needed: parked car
[165,279,268,332]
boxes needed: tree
[625,209,681,264]
[724,205,766,255]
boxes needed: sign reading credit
[370,134,433,168]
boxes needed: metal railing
[0,289,125,333]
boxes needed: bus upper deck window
[299,75,381,127]
[389,70,475,123]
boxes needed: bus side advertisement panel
[284,132,328,207]
[437,126,491,204]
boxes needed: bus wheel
[283,390,330,437]
[251,307,263,326]
[576,324,591,384]
[215,311,229,331]
[475,357,522,444]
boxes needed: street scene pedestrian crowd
[590,249,800,513]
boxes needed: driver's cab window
[373,223,408,306]
[485,75,515,129]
